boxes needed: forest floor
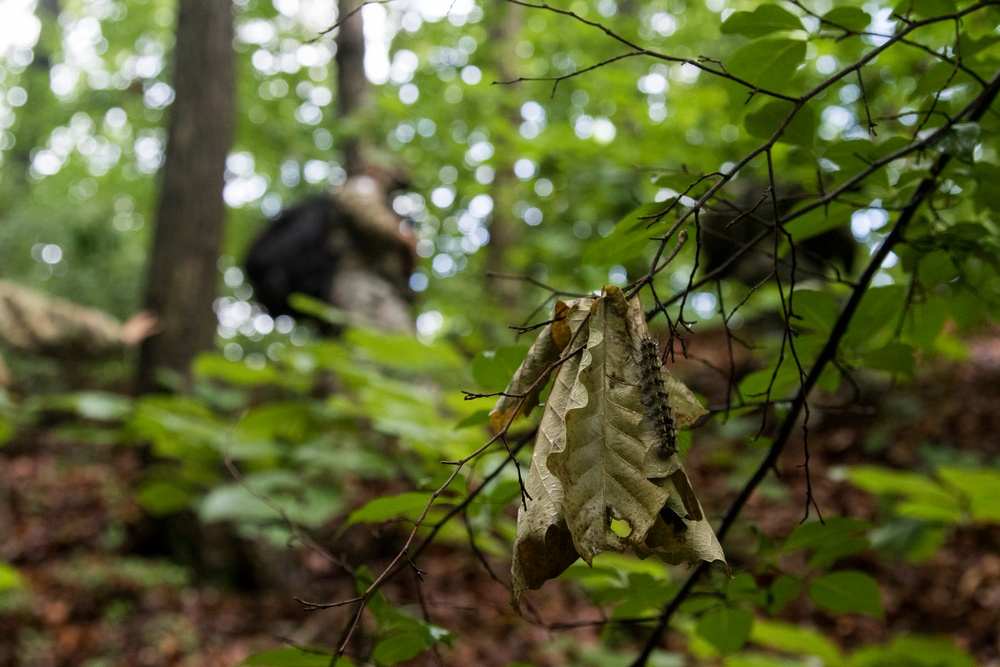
[1,328,999,666]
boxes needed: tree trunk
[336,0,369,176]
[136,0,235,393]
[485,3,525,312]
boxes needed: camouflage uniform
[0,281,131,388]
[328,175,416,333]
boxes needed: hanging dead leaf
[510,286,726,610]
[510,342,585,609]
[489,297,593,434]
[548,288,673,564]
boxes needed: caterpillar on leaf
[638,336,677,458]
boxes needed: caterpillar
[638,336,677,458]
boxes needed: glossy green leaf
[726,40,807,90]
[374,631,431,665]
[472,345,532,391]
[373,623,449,666]
[241,648,340,667]
[782,517,870,552]
[768,575,803,614]
[346,491,435,526]
[697,606,755,654]
[781,202,854,249]
[738,360,802,399]
[869,519,946,562]
[194,354,283,387]
[137,481,194,517]
[727,572,768,606]
[345,327,466,376]
[721,5,803,37]
[791,290,840,336]
[809,570,884,618]
[71,391,134,421]
[932,122,980,164]
[849,635,975,667]
[844,286,907,349]
[861,342,916,377]
[821,7,871,31]
[582,201,671,267]
[808,536,869,569]
[892,0,958,19]
[750,618,842,664]
[937,467,1000,522]
[845,466,957,512]
[744,99,816,147]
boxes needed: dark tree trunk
[136,0,235,392]
[485,3,525,312]
[336,0,369,176]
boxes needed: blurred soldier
[0,280,158,389]
[245,165,417,333]
[699,181,855,286]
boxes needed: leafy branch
[629,66,1000,666]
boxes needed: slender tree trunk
[336,0,368,176]
[486,3,525,311]
[136,0,235,392]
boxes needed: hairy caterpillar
[638,336,677,458]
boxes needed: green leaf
[374,631,430,665]
[849,635,975,667]
[807,536,869,569]
[241,647,340,667]
[28,392,133,421]
[782,517,870,552]
[346,491,434,527]
[137,481,194,517]
[194,354,282,387]
[861,342,916,377]
[726,40,807,91]
[744,100,816,147]
[651,172,716,196]
[781,202,854,249]
[892,0,957,19]
[373,624,449,665]
[231,402,318,459]
[768,575,802,614]
[739,360,802,399]
[697,605,755,654]
[71,391,134,421]
[791,290,840,336]
[932,122,980,165]
[0,563,22,591]
[0,413,12,447]
[809,570,884,618]
[454,409,490,429]
[721,5,803,37]
[821,7,871,31]
[937,467,1000,522]
[200,484,277,524]
[845,466,959,521]
[727,572,768,606]
[472,345,531,391]
[869,518,946,562]
[345,327,465,376]
[844,286,907,350]
[750,618,842,664]
[582,201,670,267]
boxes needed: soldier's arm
[0,281,154,360]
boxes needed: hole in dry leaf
[610,518,633,537]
